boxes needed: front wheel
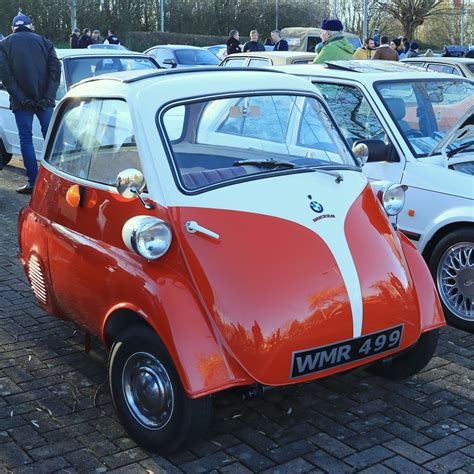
[367,330,439,380]
[108,326,212,453]
[428,229,474,332]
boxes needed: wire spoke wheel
[437,242,474,322]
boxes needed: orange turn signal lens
[66,185,83,208]
[408,209,415,217]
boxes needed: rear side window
[47,99,141,185]
[427,63,461,76]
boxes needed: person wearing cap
[70,27,80,48]
[313,19,354,64]
[0,13,61,194]
[406,41,420,58]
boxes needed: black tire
[428,228,474,333]
[367,330,439,380]
[108,326,212,453]
[0,140,12,167]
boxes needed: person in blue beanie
[313,19,354,64]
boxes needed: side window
[248,58,271,67]
[427,64,459,75]
[221,58,246,67]
[47,99,141,185]
[151,48,174,63]
[313,83,385,145]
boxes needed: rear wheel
[428,229,474,333]
[0,140,12,167]
[108,326,212,453]
[367,330,439,380]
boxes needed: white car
[276,60,474,331]
[0,49,160,166]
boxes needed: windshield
[64,56,158,91]
[160,94,356,191]
[175,49,220,66]
[375,79,474,157]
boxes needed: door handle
[185,221,220,240]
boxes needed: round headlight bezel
[123,216,172,260]
[380,183,407,216]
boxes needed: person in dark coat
[0,14,61,193]
[79,28,93,48]
[243,30,265,52]
[271,30,288,51]
[406,41,419,58]
[105,29,120,45]
[91,29,104,44]
[226,30,241,55]
[70,27,80,48]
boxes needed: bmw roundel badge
[308,195,323,213]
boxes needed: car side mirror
[353,140,399,163]
[116,168,153,209]
[162,58,177,68]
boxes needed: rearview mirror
[353,139,399,163]
[116,168,146,199]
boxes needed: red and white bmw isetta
[18,68,445,452]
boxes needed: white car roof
[67,68,322,105]
[272,60,463,83]
[56,49,147,59]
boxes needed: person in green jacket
[313,19,354,64]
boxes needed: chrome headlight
[122,216,172,260]
[371,181,408,216]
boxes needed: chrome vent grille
[28,255,48,305]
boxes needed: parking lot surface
[1,158,473,473]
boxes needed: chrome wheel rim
[122,352,174,430]
[437,242,474,322]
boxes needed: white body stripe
[167,170,367,337]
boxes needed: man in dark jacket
[105,29,120,45]
[226,30,241,55]
[271,30,288,51]
[79,28,93,48]
[0,14,61,193]
[70,27,80,48]
[243,30,265,52]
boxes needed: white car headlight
[371,181,408,216]
[122,216,172,260]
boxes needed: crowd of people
[226,28,288,55]
[69,27,120,48]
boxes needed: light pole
[160,0,164,32]
[460,0,465,46]
[363,0,368,40]
[71,0,77,29]
[276,0,279,30]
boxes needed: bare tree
[375,0,445,39]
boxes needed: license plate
[290,325,404,379]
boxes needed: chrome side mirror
[116,168,153,209]
[352,142,369,166]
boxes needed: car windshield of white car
[160,94,356,191]
[65,56,158,87]
[375,79,474,157]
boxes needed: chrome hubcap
[122,352,174,430]
[437,242,474,322]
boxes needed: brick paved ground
[1,158,473,473]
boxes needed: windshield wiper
[234,158,298,169]
[234,159,344,182]
[447,140,474,158]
